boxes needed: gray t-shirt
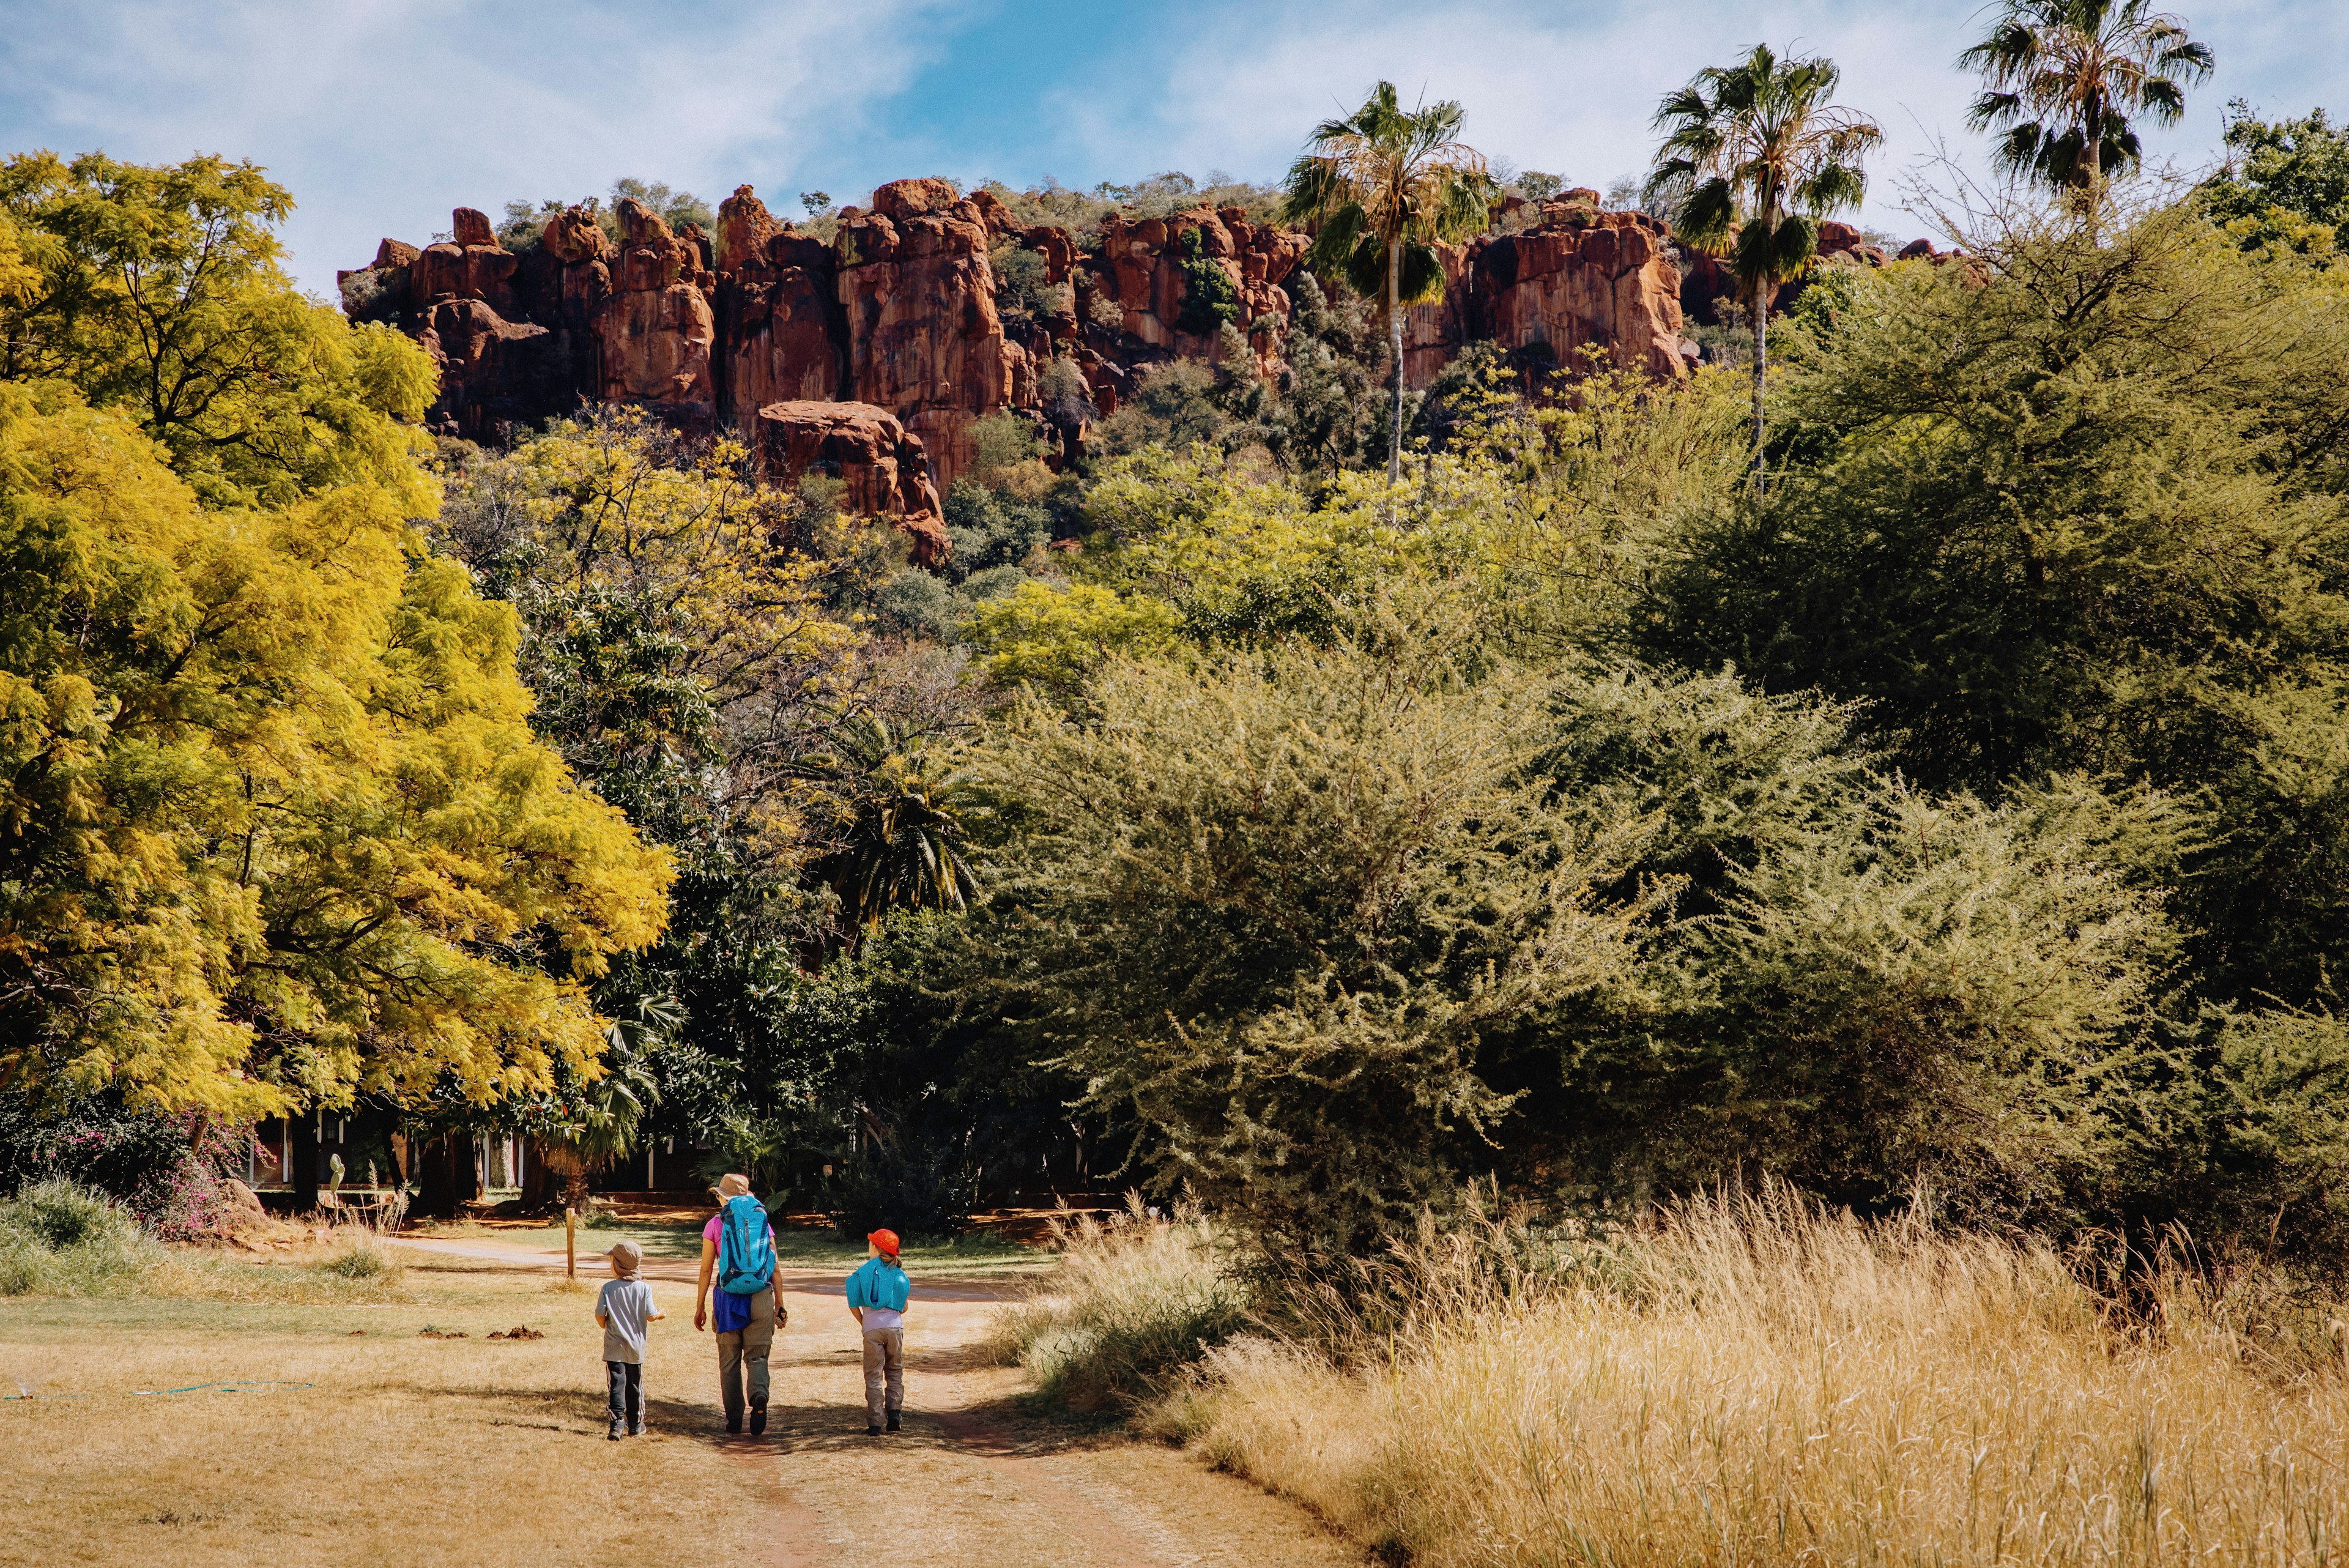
[597,1278,657,1364]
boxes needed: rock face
[1405,200,1688,385]
[718,186,849,425]
[755,400,949,565]
[348,179,1737,529]
[831,178,1036,489]
[596,198,717,418]
[1087,204,1308,364]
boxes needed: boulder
[718,185,785,273]
[754,400,949,564]
[1816,219,1864,255]
[453,206,499,247]
[542,206,607,264]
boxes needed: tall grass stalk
[1176,1189,2349,1567]
[988,1200,1251,1414]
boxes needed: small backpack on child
[717,1194,776,1295]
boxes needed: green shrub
[0,1181,166,1296]
[990,1203,1252,1414]
[313,1236,404,1282]
[1174,228,1241,336]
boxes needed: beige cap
[608,1239,642,1277]
[713,1173,752,1200]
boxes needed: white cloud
[4,0,2336,293]
[1025,0,2312,243]
[2,0,974,292]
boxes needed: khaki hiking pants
[716,1289,777,1425]
[862,1326,904,1424]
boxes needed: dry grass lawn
[0,1258,781,1567]
[1177,1195,2349,1568]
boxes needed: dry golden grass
[0,1261,778,1567]
[1167,1194,2349,1568]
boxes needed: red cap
[868,1228,900,1257]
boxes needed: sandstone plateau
[340,177,1732,557]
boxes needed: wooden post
[566,1208,576,1278]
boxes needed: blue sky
[4,0,2343,295]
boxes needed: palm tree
[803,716,978,946]
[1282,81,1495,489]
[1646,45,1882,480]
[1961,0,2213,214]
[535,998,670,1213]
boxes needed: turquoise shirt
[845,1256,910,1313]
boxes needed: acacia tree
[1282,81,1494,488]
[1961,0,2213,215]
[1645,46,1881,478]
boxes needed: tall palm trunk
[1749,276,1768,486]
[2077,89,2107,242]
[1387,231,1405,489]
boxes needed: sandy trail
[385,1235,1364,1568]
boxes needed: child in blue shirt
[845,1228,911,1435]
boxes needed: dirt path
[386,1236,1364,1568]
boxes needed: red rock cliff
[1405,198,1690,386]
[345,177,1709,533]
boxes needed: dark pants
[606,1359,644,1427]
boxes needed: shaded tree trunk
[288,1109,320,1214]
[411,1132,481,1219]
[519,1140,561,1215]
[1750,276,1769,486]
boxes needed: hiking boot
[749,1406,766,1436]
[628,1421,645,1437]
[607,1420,624,1441]
[726,1414,743,1434]
[885,1410,902,1433]
[866,1423,883,1436]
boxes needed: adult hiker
[844,1228,911,1435]
[694,1173,787,1435]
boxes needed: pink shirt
[702,1212,777,1247]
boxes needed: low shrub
[0,1181,168,1296]
[314,1236,404,1283]
[989,1201,1252,1414]
[0,1090,242,1240]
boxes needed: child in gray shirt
[595,1239,664,1439]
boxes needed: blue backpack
[716,1195,776,1296]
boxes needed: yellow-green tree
[0,151,434,510]
[0,397,671,1118]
